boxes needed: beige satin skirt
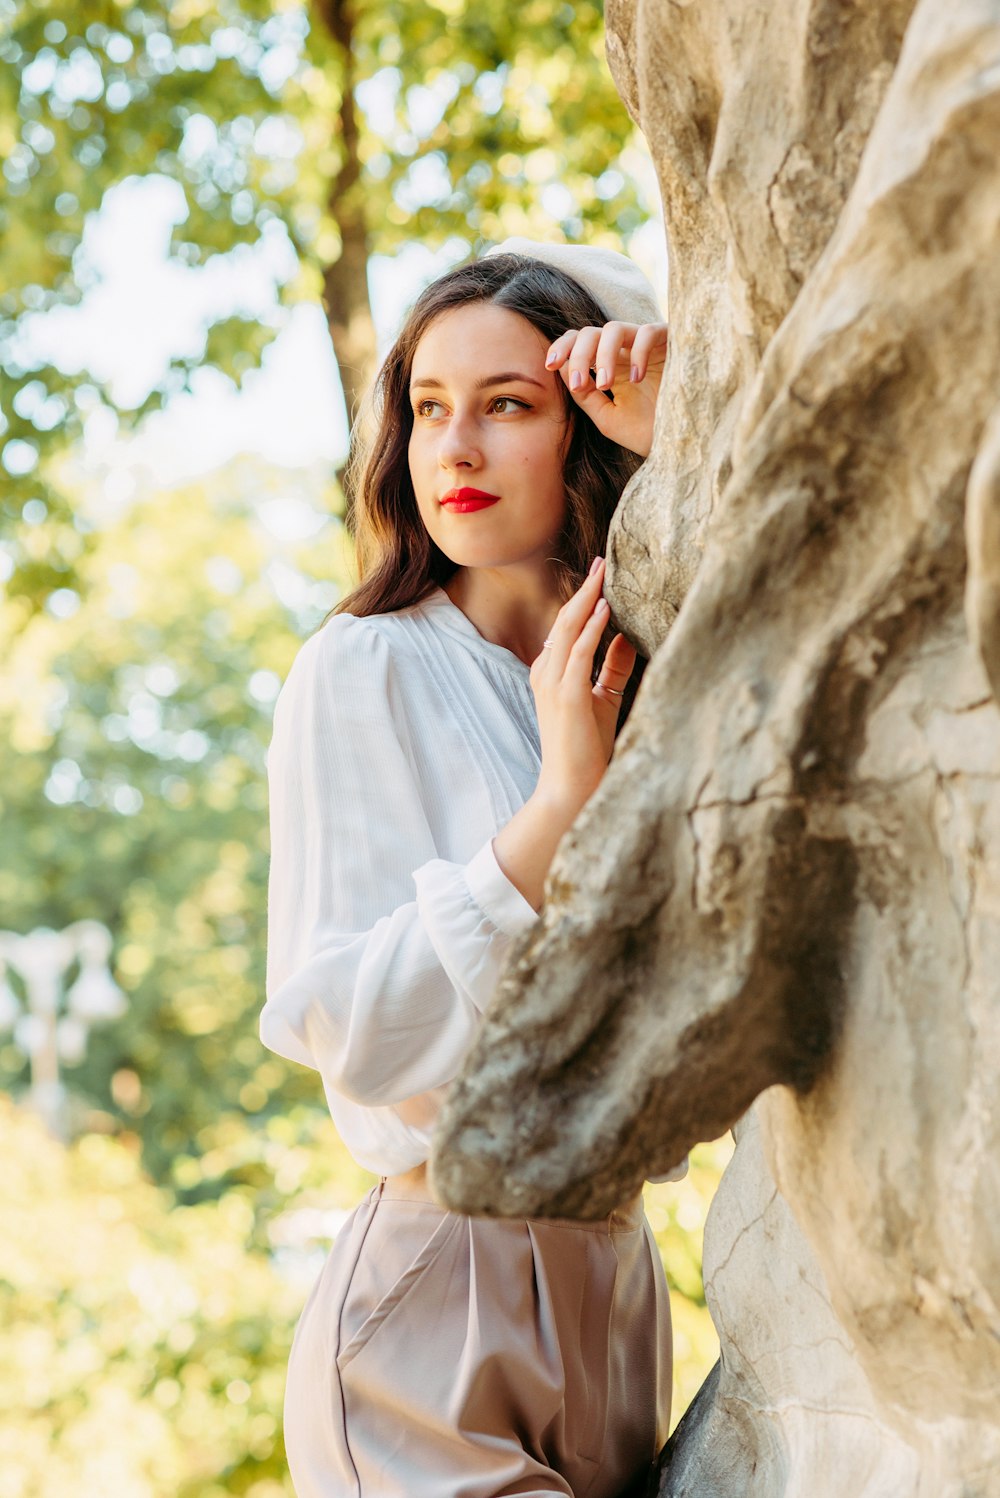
[283,1176,672,1497]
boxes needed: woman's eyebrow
[410,372,547,390]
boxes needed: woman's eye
[413,395,527,418]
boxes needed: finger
[538,560,606,678]
[548,332,610,411]
[565,376,619,426]
[592,322,635,389]
[627,322,668,383]
[592,638,638,739]
[563,596,612,695]
[593,683,629,718]
[544,329,579,371]
[561,326,603,396]
[546,564,608,679]
[596,632,638,691]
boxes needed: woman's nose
[438,411,481,469]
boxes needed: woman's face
[407,302,571,573]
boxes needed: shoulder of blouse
[277,610,388,709]
[273,603,444,747]
[294,602,435,676]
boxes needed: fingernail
[630,365,640,382]
[589,555,603,576]
[570,370,583,391]
[596,366,608,388]
[545,350,556,367]
[595,598,610,614]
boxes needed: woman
[262,239,671,1497]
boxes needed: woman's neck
[444,565,563,667]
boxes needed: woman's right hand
[546,321,667,457]
[491,558,636,911]
[529,556,637,823]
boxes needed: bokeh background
[0,2,731,1492]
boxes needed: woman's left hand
[545,320,667,458]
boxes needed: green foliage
[0,458,351,1195]
[0,1094,300,1496]
[342,0,643,250]
[644,1137,734,1425]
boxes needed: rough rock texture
[659,1110,922,1497]
[431,1,1000,1493]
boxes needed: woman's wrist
[529,781,589,829]
[492,789,581,913]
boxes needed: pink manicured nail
[570,370,583,390]
[630,365,640,382]
[589,556,603,576]
[545,350,557,367]
[596,366,608,387]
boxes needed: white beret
[484,236,663,327]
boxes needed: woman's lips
[440,487,501,513]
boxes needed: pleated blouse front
[261,587,543,1175]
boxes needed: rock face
[431,1,1000,1494]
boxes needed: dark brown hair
[332,252,645,712]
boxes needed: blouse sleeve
[260,613,538,1108]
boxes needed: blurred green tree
[0,1092,299,1495]
[0,457,352,1195]
[0,0,645,614]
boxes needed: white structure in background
[0,921,127,1141]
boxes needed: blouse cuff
[466,838,539,939]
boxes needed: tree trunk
[312,0,377,436]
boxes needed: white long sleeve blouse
[261,586,543,1176]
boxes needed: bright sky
[18,164,667,502]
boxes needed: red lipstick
[440,487,501,513]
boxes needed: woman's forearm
[492,789,580,913]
